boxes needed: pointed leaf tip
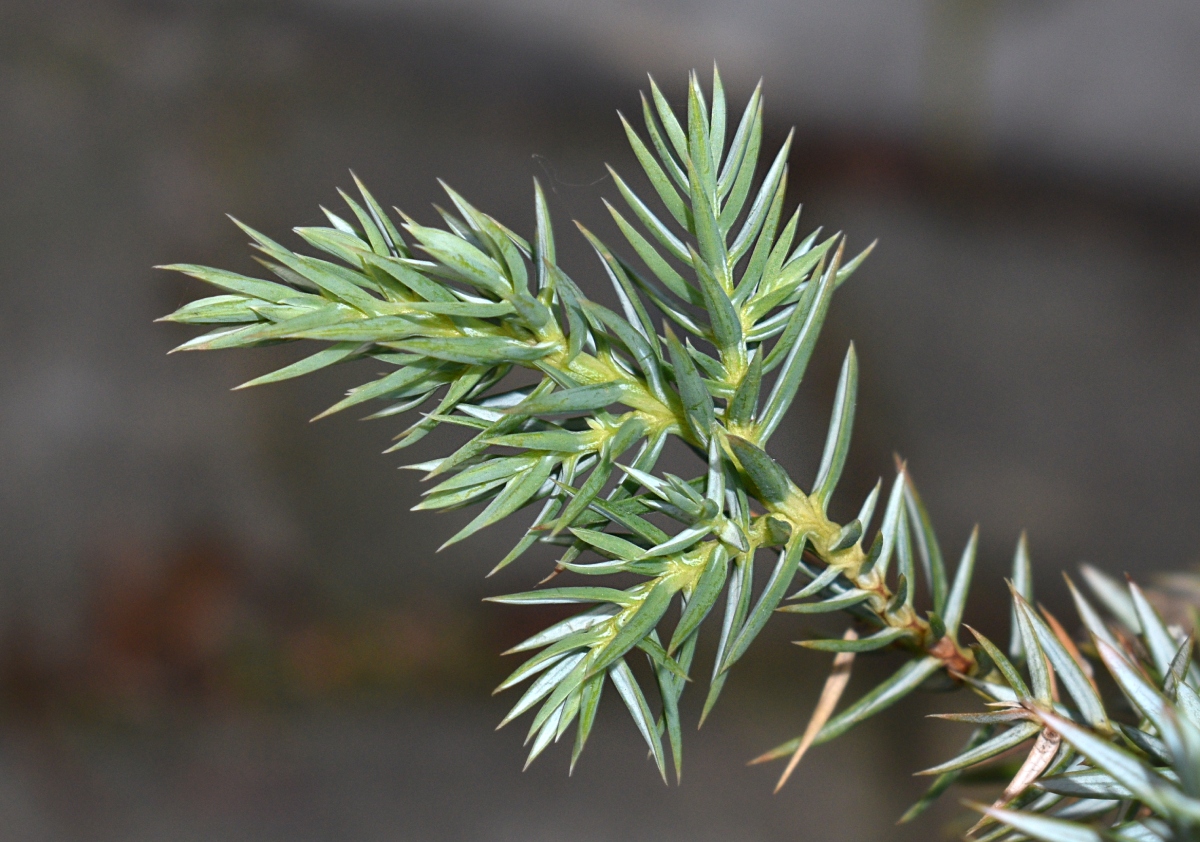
[773,628,857,792]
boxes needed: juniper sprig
[160,68,1200,840]
[902,557,1200,842]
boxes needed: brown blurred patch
[0,530,487,723]
[0,618,61,722]
[81,532,240,709]
[283,599,478,699]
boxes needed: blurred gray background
[2,1,1199,839]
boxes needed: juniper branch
[161,68,977,783]
[160,67,1200,841]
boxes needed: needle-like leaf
[967,626,1031,698]
[768,629,858,791]
[721,536,809,673]
[1129,580,1179,679]
[1080,563,1141,632]
[1009,533,1033,659]
[811,344,857,509]
[670,545,729,653]
[610,658,667,782]
[972,803,1103,842]
[702,549,755,725]
[797,627,906,653]
[916,721,1042,776]
[757,245,839,440]
[664,324,715,445]
[725,436,791,504]
[618,114,692,229]
[1015,595,1109,730]
[943,527,978,638]
[812,656,943,746]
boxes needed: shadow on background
[2,1,1199,839]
